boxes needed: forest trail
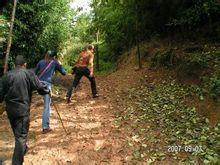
[0,54,219,164]
[0,64,144,164]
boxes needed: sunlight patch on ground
[75,104,109,111]
[0,140,13,160]
[79,122,102,130]
[24,148,77,165]
[0,124,14,163]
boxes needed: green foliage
[0,15,8,69]
[91,0,136,59]
[178,48,220,99]
[177,53,208,77]
[202,50,220,99]
[151,49,176,68]
[0,15,8,44]
[2,0,75,67]
[169,0,220,27]
[95,59,116,74]
[63,42,85,68]
[147,44,220,99]
[124,80,219,163]
[203,75,220,99]
[72,14,94,43]
[91,0,219,62]
[62,64,72,74]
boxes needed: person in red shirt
[66,44,99,103]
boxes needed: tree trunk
[96,30,100,71]
[135,3,142,69]
[3,0,17,74]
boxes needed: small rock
[125,156,132,161]
[94,140,105,151]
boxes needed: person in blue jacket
[35,50,66,134]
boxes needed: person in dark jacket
[35,50,66,134]
[0,55,50,165]
[0,66,4,115]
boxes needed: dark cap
[15,55,26,66]
[47,50,57,57]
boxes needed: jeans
[67,67,97,98]
[9,116,29,165]
[42,81,52,129]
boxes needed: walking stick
[50,94,70,135]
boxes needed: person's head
[86,44,94,52]
[45,50,57,61]
[15,55,27,68]
[48,50,57,58]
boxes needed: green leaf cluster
[124,80,219,163]
[91,0,220,61]
[2,0,75,67]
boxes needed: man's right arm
[55,61,66,76]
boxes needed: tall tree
[2,0,75,67]
[4,0,17,73]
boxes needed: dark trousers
[9,116,29,165]
[67,67,97,98]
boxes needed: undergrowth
[118,79,219,164]
[148,44,220,100]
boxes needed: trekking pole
[50,94,70,135]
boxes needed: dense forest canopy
[0,0,219,68]
[1,0,76,68]
[91,0,220,59]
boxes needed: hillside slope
[0,44,219,164]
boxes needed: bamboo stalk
[3,0,17,74]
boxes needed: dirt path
[1,58,218,164]
[0,66,143,165]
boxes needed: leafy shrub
[95,59,116,74]
[62,64,72,74]
[203,75,220,99]
[177,53,208,77]
[63,43,86,68]
[150,49,177,68]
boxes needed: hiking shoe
[93,94,99,98]
[42,128,52,134]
